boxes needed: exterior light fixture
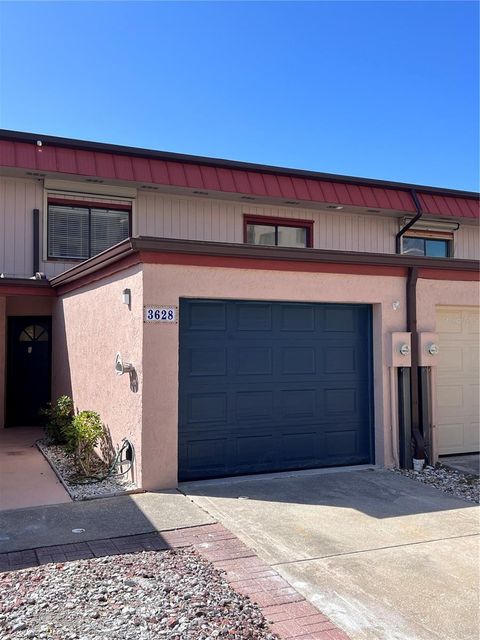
[36,140,43,147]
[122,288,131,307]
[427,343,439,355]
[392,301,400,311]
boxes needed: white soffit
[45,178,136,200]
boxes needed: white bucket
[413,458,425,472]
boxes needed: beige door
[436,306,479,455]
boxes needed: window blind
[48,204,129,259]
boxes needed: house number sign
[144,305,178,323]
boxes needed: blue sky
[0,1,478,190]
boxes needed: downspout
[402,188,425,462]
[33,209,40,276]
[406,266,425,460]
[396,189,424,253]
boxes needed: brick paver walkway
[0,523,349,640]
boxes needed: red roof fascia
[0,140,478,219]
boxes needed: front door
[6,316,52,427]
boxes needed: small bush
[40,395,74,444]
[65,410,104,476]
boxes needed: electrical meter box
[388,332,412,367]
[418,332,440,367]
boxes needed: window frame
[243,214,314,248]
[400,229,454,258]
[47,197,132,261]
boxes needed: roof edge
[1,129,478,199]
[50,236,480,289]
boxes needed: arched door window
[19,325,49,342]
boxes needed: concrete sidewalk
[0,428,70,511]
[0,491,214,553]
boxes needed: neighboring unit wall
[0,176,134,279]
[0,296,5,428]
[416,279,480,461]
[141,262,407,489]
[0,176,44,278]
[52,266,144,486]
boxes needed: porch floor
[0,428,71,511]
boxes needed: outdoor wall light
[427,343,439,355]
[115,352,134,376]
[122,288,131,307]
[392,300,400,311]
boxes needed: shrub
[40,395,74,444]
[65,410,104,476]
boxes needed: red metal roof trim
[1,140,478,219]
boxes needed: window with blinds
[48,203,130,259]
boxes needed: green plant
[40,395,74,444]
[65,410,104,476]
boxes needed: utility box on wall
[388,332,412,367]
[418,332,440,367]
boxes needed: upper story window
[47,199,131,260]
[244,215,313,248]
[401,230,453,258]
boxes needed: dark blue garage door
[178,299,373,481]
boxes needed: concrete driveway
[182,468,480,640]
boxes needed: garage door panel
[324,307,356,332]
[236,347,273,375]
[281,347,316,374]
[280,305,315,331]
[187,394,227,424]
[235,391,274,421]
[235,303,272,331]
[281,432,317,462]
[325,430,357,457]
[280,389,317,418]
[188,347,227,376]
[437,385,463,409]
[436,310,463,333]
[325,346,356,374]
[179,300,373,480]
[187,301,227,330]
[438,346,463,372]
[181,438,229,474]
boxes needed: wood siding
[136,191,480,258]
[1,176,479,280]
[0,177,131,278]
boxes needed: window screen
[48,204,130,259]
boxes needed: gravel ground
[392,464,479,503]
[37,440,137,501]
[0,548,277,640]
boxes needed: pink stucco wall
[141,263,408,489]
[50,261,479,491]
[0,296,5,428]
[52,266,144,486]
